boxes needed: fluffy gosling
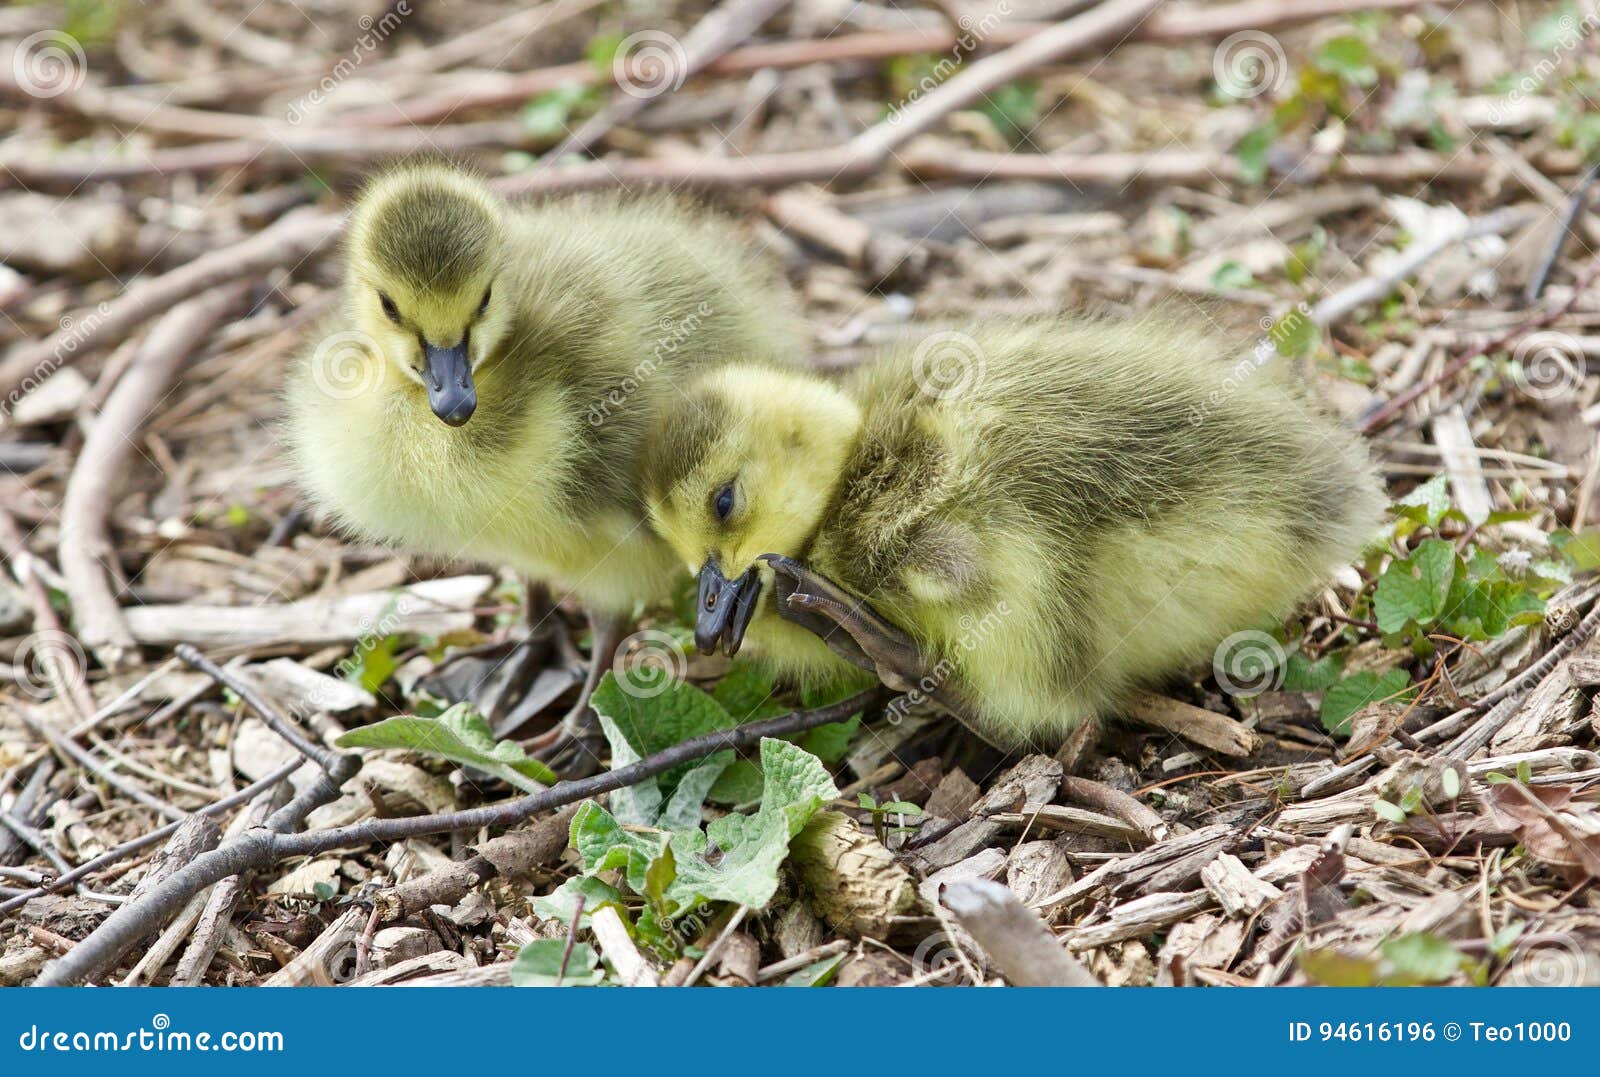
[642,316,1383,747]
[284,163,801,760]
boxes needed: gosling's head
[644,366,862,656]
[345,164,508,426]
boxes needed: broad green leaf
[1321,668,1411,736]
[1315,34,1378,86]
[510,939,604,987]
[1379,933,1465,984]
[667,738,838,910]
[1394,475,1449,529]
[1373,538,1455,633]
[531,876,625,928]
[570,800,670,892]
[1299,947,1379,987]
[592,673,736,824]
[336,703,556,789]
[1281,651,1344,692]
[711,661,787,722]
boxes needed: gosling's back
[814,316,1382,742]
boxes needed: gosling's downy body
[284,163,800,617]
[644,316,1383,746]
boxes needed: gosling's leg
[527,609,625,778]
[761,554,981,725]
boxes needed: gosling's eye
[713,484,736,522]
[476,285,492,317]
[378,291,401,325]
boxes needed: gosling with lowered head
[643,315,1382,746]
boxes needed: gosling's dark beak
[695,558,761,657]
[423,339,475,426]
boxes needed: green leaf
[1235,123,1275,185]
[347,634,400,695]
[799,714,860,765]
[783,952,846,987]
[1314,34,1378,87]
[1379,933,1465,984]
[510,939,604,987]
[1321,669,1411,736]
[570,801,670,893]
[531,876,625,928]
[977,79,1038,140]
[707,760,765,806]
[1281,651,1345,692]
[1270,307,1318,358]
[1373,538,1456,633]
[667,739,838,910]
[1372,798,1408,824]
[591,673,736,825]
[711,661,787,723]
[1299,947,1379,986]
[520,84,593,140]
[336,703,557,789]
[1394,475,1450,529]
[1211,261,1256,290]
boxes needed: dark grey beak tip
[696,560,761,657]
[424,340,476,427]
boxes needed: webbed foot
[760,554,976,722]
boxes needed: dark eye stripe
[378,291,402,325]
[713,484,735,521]
[477,285,492,316]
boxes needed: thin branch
[176,644,357,781]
